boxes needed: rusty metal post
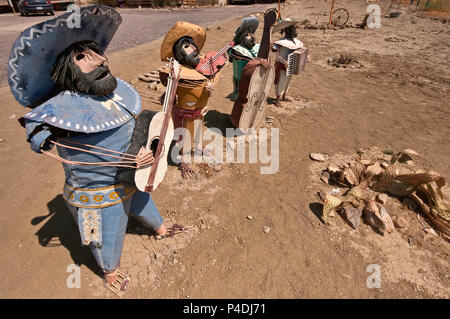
[328,0,336,25]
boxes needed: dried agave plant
[332,54,357,65]
[319,148,449,238]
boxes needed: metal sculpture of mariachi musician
[272,18,310,107]
[8,5,184,296]
[159,21,227,178]
[230,8,278,131]
[228,16,260,101]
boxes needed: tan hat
[272,18,300,34]
[160,21,207,62]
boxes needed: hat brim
[160,21,206,62]
[272,20,300,34]
[233,16,259,43]
[8,5,122,108]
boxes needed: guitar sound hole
[150,137,166,160]
[151,138,159,155]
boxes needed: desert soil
[0,0,449,298]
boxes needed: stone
[246,215,253,220]
[425,228,438,237]
[321,171,330,184]
[309,153,326,162]
[155,253,162,260]
[213,164,223,172]
[262,226,270,234]
[341,205,362,229]
[392,216,408,229]
[360,159,372,165]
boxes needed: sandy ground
[0,0,449,298]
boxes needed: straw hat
[272,18,300,34]
[160,21,206,62]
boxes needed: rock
[425,228,438,237]
[0,139,5,143]
[321,171,330,184]
[360,159,372,165]
[246,215,253,220]
[319,24,326,30]
[262,226,270,234]
[9,114,16,119]
[213,164,223,172]
[381,162,389,169]
[341,205,362,229]
[318,191,326,201]
[364,201,394,234]
[309,153,326,162]
[392,216,408,229]
[376,193,389,204]
[154,253,162,260]
[216,25,221,30]
[327,164,340,174]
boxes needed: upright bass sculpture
[230,8,278,131]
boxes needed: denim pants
[54,119,163,271]
[66,190,163,271]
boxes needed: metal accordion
[286,47,309,77]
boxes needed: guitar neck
[257,9,277,59]
[200,42,234,71]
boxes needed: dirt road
[0,0,449,299]
[0,4,273,86]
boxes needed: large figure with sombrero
[227,16,260,101]
[8,5,183,296]
[159,21,224,178]
[272,18,310,107]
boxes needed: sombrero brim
[233,16,259,43]
[160,21,206,62]
[272,20,300,34]
[8,5,122,108]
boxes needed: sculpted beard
[173,36,200,68]
[241,33,256,49]
[50,41,117,96]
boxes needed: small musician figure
[228,16,260,101]
[8,5,182,296]
[272,18,310,107]
[159,21,223,178]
